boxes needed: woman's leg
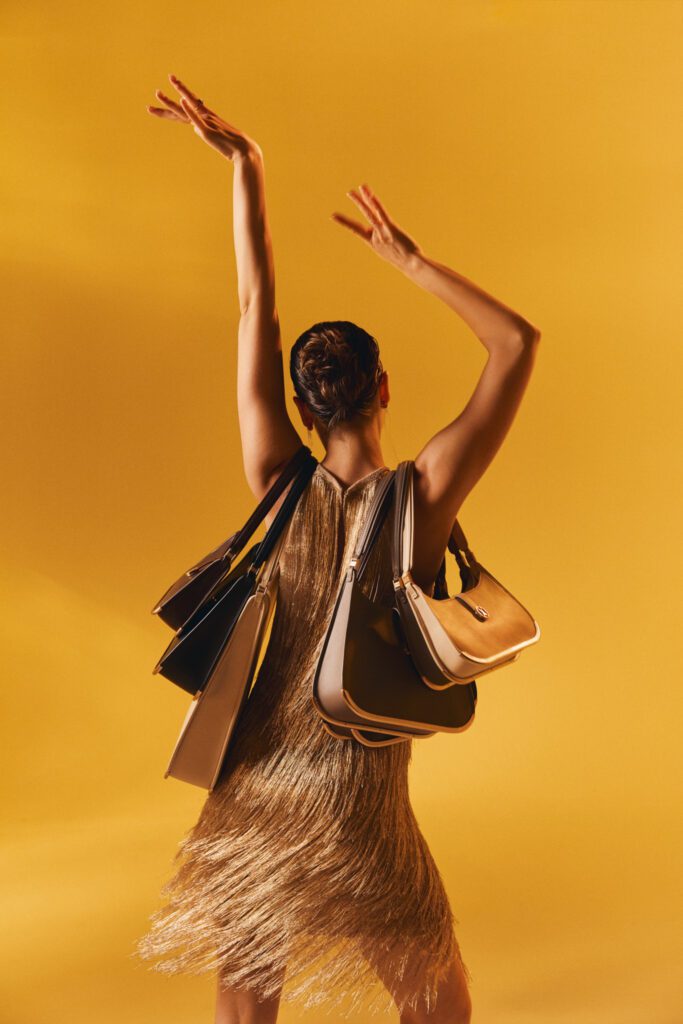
[214,966,286,1024]
[403,955,472,1024]
[364,945,472,1024]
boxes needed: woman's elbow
[507,322,541,351]
[521,322,541,345]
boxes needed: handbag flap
[421,566,539,659]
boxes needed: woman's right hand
[331,184,422,269]
[147,74,262,164]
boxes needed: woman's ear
[292,395,315,430]
[379,370,390,409]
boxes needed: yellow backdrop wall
[1,1,681,1021]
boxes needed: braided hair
[289,320,384,431]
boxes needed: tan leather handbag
[392,460,541,688]
[312,470,478,739]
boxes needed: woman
[136,75,540,1024]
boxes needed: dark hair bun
[289,321,383,430]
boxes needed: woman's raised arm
[147,75,302,503]
[231,151,302,497]
[397,247,540,511]
[333,184,541,590]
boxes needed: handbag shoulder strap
[346,469,396,582]
[184,444,315,578]
[231,444,314,558]
[256,510,292,591]
[197,450,318,610]
[392,460,479,587]
[251,451,319,570]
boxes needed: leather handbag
[160,448,317,790]
[152,448,318,695]
[151,443,314,631]
[163,520,288,791]
[312,470,478,739]
[392,460,541,687]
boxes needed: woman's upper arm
[236,307,303,503]
[414,331,541,518]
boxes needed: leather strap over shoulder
[392,461,412,579]
[186,444,314,578]
[251,451,318,569]
[184,449,317,614]
[349,470,396,582]
[231,444,314,559]
[392,459,480,585]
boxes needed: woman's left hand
[332,184,422,270]
[147,74,261,163]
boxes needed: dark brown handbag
[153,447,318,695]
[312,470,478,739]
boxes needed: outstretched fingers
[168,74,240,133]
[331,212,372,241]
[347,188,382,229]
[168,74,205,107]
[148,88,187,121]
[147,104,178,120]
[179,96,209,130]
[349,185,392,241]
[360,183,393,227]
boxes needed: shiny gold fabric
[133,463,471,1016]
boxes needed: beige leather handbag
[392,460,541,687]
[312,470,478,740]
[164,522,288,791]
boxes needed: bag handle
[346,470,396,582]
[186,444,314,577]
[256,508,291,592]
[392,461,480,591]
[250,451,318,569]
[196,450,318,610]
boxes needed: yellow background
[2,1,681,1021]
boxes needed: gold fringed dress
[133,462,472,1017]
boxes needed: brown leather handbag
[312,470,478,740]
[392,460,541,687]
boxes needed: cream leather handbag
[164,521,289,791]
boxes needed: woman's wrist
[396,249,427,279]
[231,143,264,170]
